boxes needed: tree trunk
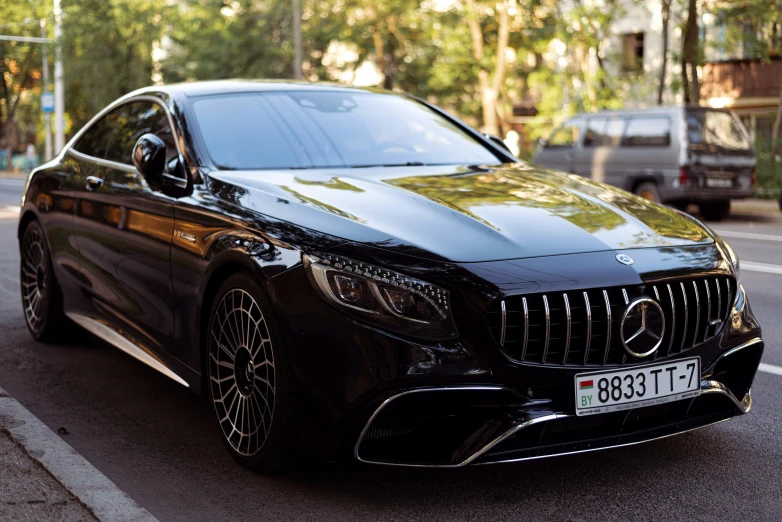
[772,79,782,156]
[465,0,508,136]
[6,119,14,172]
[657,0,671,105]
[682,0,700,104]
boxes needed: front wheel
[699,200,731,221]
[206,273,297,472]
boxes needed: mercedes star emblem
[616,254,634,265]
[620,298,666,358]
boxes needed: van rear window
[686,109,750,152]
[622,117,671,147]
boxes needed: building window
[621,33,644,72]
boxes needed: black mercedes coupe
[18,81,763,471]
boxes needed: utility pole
[293,0,302,80]
[41,19,53,161]
[53,0,65,153]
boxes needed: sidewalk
[0,387,158,522]
[0,429,96,521]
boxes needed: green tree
[0,0,48,164]
[61,0,166,130]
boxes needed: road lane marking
[741,261,782,275]
[0,206,20,219]
[758,363,782,376]
[714,230,782,242]
[0,386,159,522]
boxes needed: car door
[71,99,177,351]
[533,119,580,173]
[573,116,625,186]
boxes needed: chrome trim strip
[65,312,189,387]
[692,280,700,344]
[667,284,676,356]
[583,291,592,365]
[68,148,137,174]
[474,418,731,467]
[652,286,660,359]
[680,282,688,352]
[562,294,571,364]
[541,295,551,363]
[703,279,712,342]
[725,279,732,319]
[701,380,752,413]
[521,297,529,360]
[499,300,507,348]
[719,336,763,360]
[716,278,722,326]
[602,290,611,364]
[353,386,511,465]
[621,289,628,363]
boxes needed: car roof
[134,79,380,98]
[567,105,733,120]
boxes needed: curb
[0,387,159,522]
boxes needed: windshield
[685,109,751,152]
[190,91,502,170]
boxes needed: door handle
[86,176,104,190]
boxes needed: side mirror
[132,134,166,190]
[483,133,512,153]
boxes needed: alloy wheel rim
[20,228,46,333]
[208,288,275,457]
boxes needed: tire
[19,220,71,342]
[634,182,661,203]
[206,273,296,472]
[699,200,731,221]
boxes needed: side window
[622,117,671,147]
[104,101,178,166]
[584,117,625,147]
[583,117,607,147]
[73,112,119,159]
[546,121,580,148]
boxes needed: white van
[533,106,755,220]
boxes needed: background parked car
[533,106,756,221]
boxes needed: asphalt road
[1,178,781,521]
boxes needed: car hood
[211,163,714,263]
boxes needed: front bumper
[354,338,759,467]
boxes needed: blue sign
[42,92,54,113]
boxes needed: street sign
[42,92,54,113]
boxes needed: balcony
[701,58,782,104]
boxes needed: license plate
[574,357,701,416]
[705,177,733,188]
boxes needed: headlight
[302,252,458,341]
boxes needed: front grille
[488,275,735,366]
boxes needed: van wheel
[700,200,731,221]
[634,182,661,203]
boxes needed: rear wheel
[19,220,71,342]
[699,200,731,221]
[206,273,296,472]
[634,182,661,203]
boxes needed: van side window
[584,117,624,147]
[546,122,580,148]
[622,117,671,147]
